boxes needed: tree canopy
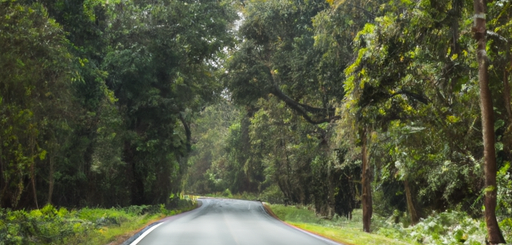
[2,0,512,242]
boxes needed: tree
[472,0,506,243]
[226,0,338,124]
[342,0,489,231]
[185,101,240,194]
[0,0,74,208]
[104,0,237,205]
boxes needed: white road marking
[129,222,165,245]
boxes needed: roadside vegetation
[267,204,405,245]
[0,200,196,245]
[185,0,512,243]
[2,0,512,243]
[267,204,511,245]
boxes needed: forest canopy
[1,0,511,243]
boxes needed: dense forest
[1,0,512,243]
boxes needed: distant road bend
[128,198,342,245]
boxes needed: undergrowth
[268,204,407,245]
[267,204,512,245]
[377,210,512,245]
[202,184,284,203]
[0,199,196,245]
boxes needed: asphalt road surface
[129,198,341,245]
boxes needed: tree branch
[270,86,340,124]
[389,90,430,105]
[179,113,192,152]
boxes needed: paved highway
[128,198,341,245]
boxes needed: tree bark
[361,127,372,232]
[179,113,192,152]
[47,153,54,205]
[125,141,145,205]
[404,180,420,225]
[30,136,38,209]
[472,0,506,243]
[503,69,512,123]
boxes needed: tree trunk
[179,113,192,152]
[327,166,334,219]
[125,141,145,205]
[404,180,420,225]
[503,69,512,123]
[361,127,372,232]
[47,153,54,205]
[30,136,39,209]
[472,0,506,243]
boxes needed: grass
[266,204,409,245]
[86,201,199,245]
[93,212,167,245]
[0,199,198,245]
[289,223,409,245]
[203,190,260,201]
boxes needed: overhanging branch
[389,90,430,105]
[270,85,340,124]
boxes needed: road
[128,198,341,245]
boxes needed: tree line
[1,0,236,209]
[185,0,512,243]
[2,0,512,242]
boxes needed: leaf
[494,119,505,132]
[39,150,47,160]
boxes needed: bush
[0,204,96,245]
[0,200,198,245]
[259,185,284,204]
[377,210,487,245]
[269,204,322,224]
[222,188,233,198]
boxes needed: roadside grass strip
[0,200,198,245]
[288,222,409,245]
[266,204,409,245]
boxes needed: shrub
[0,201,197,245]
[377,210,487,245]
[0,204,95,245]
[222,188,233,198]
[259,185,284,204]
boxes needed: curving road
[128,198,342,245]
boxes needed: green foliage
[269,204,321,224]
[259,185,285,204]
[497,162,512,240]
[1,0,237,209]
[185,102,241,194]
[0,201,196,244]
[2,0,512,240]
[0,205,95,244]
[103,0,237,205]
[268,205,407,245]
[225,0,339,124]
[341,0,505,222]
[0,0,74,208]
[377,210,488,245]
[222,189,233,198]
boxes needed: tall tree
[104,0,236,205]
[226,0,338,124]
[0,0,74,208]
[472,0,506,243]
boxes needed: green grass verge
[289,222,409,245]
[0,200,197,245]
[267,204,409,245]
[79,210,167,245]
